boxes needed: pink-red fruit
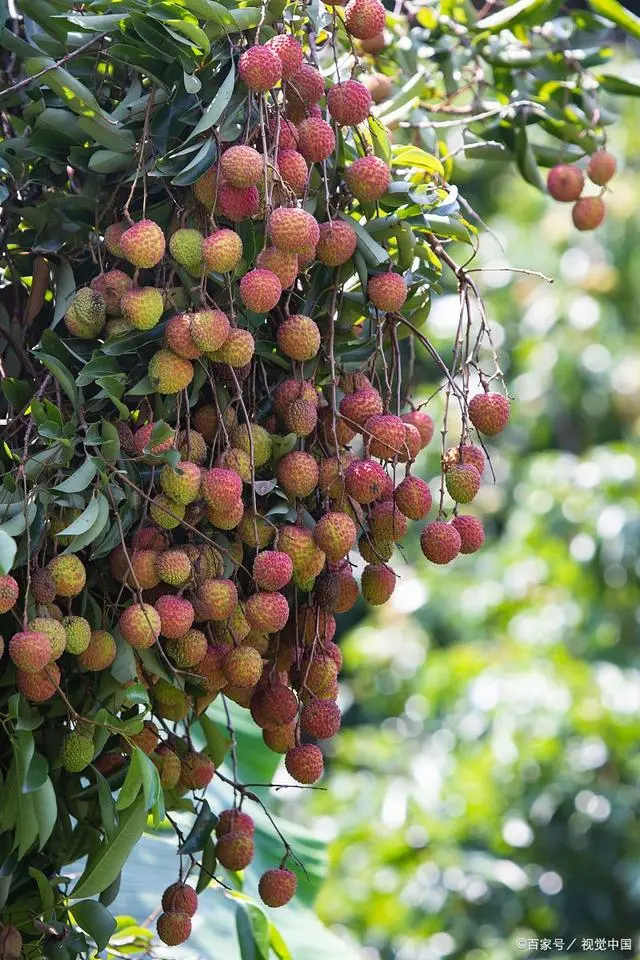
[547,165,584,202]
[468,392,510,436]
[259,868,298,907]
[420,521,461,564]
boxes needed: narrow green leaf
[186,61,235,143]
[58,495,99,536]
[54,457,98,493]
[587,0,640,37]
[0,530,17,574]
[71,795,147,899]
[236,902,270,960]
[24,57,106,118]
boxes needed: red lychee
[220,145,264,188]
[451,514,485,554]
[239,268,282,312]
[197,579,238,620]
[273,378,318,416]
[9,631,51,673]
[313,511,357,562]
[202,229,243,274]
[394,475,432,519]
[216,183,260,221]
[267,116,299,150]
[345,0,386,38]
[277,451,320,499]
[327,79,372,125]
[161,882,198,916]
[285,743,324,783]
[16,662,60,702]
[420,521,461,564]
[0,575,19,614]
[276,149,309,195]
[344,155,391,203]
[265,34,304,78]
[572,196,606,231]
[201,467,243,509]
[180,751,215,789]
[468,391,510,436]
[215,808,255,837]
[251,684,298,729]
[276,314,321,361]
[246,591,289,633]
[345,458,388,503]
[238,45,282,92]
[369,500,408,542]
[215,831,255,870]
[259,868,297,908]
[119,603,161,649]
[90,270,133,315]
[252,551,294,591]
[269,208,320,254]
[368,272,407,312]
[316,220,358,266]
[119,219,165,268]
[165,313,201,360]
[339,387,384,429]
[156,912,191,946]
[301,698,341,738]
[296,118,336,164]
[283,397,318,436]
[256,246,299,288]
[547,164,584,202]
[587,149,616,186]
[365,413,406,460]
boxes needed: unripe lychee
[251,683,298,729]
[369,500,408,542]
[217,183,260,221]
[468,391,510,435]
[28,617,66,661]
[119,603,162,649]
[239,268,282,312]
[547,164,584,202]
[203,229,243,273]
[451,514,485,554]
[180,750,215,789]
[313,511,357,562]
[277,451,319,498]
[259,868,297,908]
[587,149,616,185]
[365,413,406,459]
[237,509,275,548]
[252,551,294,591]
[420,520,461,564]
[361,563,396,605]
[9,631,51,673]
[263,722,297,753]
[443,442,485,475]
[221,145,264,187]
[165,628,208,668]
[395,475,432,519]
[285,743,324,783]
[345,458,387,503]
[160,461,202,505]
[0,575,19,613]
[155,596,195,639]
[156,912,191,947]
[129,721,160,755]
[216,831,255,870]
[278,524,325,579]
[266,34,303,78]
[344,155,391,203]
[222,646,263,687]
[362,72,393,103]
[78,630,117,670]
[231,422,272,467]
[572,196,606,231]
[269,208,320,254]
[162,882,198,916]
[153,678,192,721]
[316,220,358,266]
[169,228,204,275]
[210,329,255,370]
[445,463,481,504]
[339,387,383,429]
[276,314,321,361]
[105,221,127,257]
[17,662,60,702]
[359,534,393,563]
[175,429,206,465]
[63,615,91,654]
[238,44,282,92]
[301,698,341,738]
[215,808,255,837]
[150,494,185,529]
[148,349,194,394]
[120,219,166,268]
[153,744,182,788]
[198,578,238,620]
[60,732,94,772]
[190,309,230,353]
[368,272,407,312]
[121,287,164,330]
[296,117,336,163]
[276,149,309,196]
[90,270,133,315]
[327,79,372,125]
[47,555,86,597]
[246,591,289,633]
[156,550,192,587]
[64,288,106,338]
[193,165,218,210]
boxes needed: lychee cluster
[546,149,616,230]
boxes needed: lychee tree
[0,0,636,955]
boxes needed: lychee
[220,145,264,188]
[215,808,255,837]
[296,117,336,163]
[190,309,230,353]
[443,442,485,475]
[0,575,19,613]
[276,314,321,361]
[90,270,133,315]
[105,221,127,257]
[361,563,396,605]
[256,247,299,288]
[201,466,243,509]
[202,229,243,273]
[119,603,161,649]
[301,698,341,738]
[246,591,289,633]
[121,287,164,330]
[276,149,309,196]
[238,45,282,92]
[572,196,605,231]
[17,662,60,702]
[420,521,461,564]
[362,72,393,103]
[212,328,256,369]
[369,500,408,542]
[120,219,165,268]
[283,398,318,436]
[78,630,116,670]
[267,116,299,149]
[169,228,204,275]
[445,463,481,504]
[64,288,106,339]
[148,349,194,394]
[239,268,282,312]
[276,451,319,498]
[47,555,86,597]
[222,646,263,687]
[547,164,584,202]
[216,183,260,221]
[193,166,218,210]
[269,208,320,254]
[313,511,357,562]
[451,514,485,554]
[287,64,325,107]
[285,743,324,783]
[160,461,202,505]
[129,721,159,755]
[197,579,238,620]
[263,722,297,753]
[150,493,185,529]
[180,750,215,789]
[327,79,372,125]
[155,595,195,639]
[252,551,294,591]
[368,272,407,312]
[156,912,191,947]
[394,475,432,519]
[133,424,176,461]
[231,422,272,467]
[31,568,56,604]
[28,617,66,661]
[344,155,391,203]
[162,882,198,916]
[359,534,393,563]
[176,429,207,464]
[215,831,255,870]
[156,550,192,587]
[63,615,91,654]
[316,220,358,266]
[399,422,422,463]
[345,0,386,38]
[339,387,383,429]
[345,458,387,503]
[468,391,510,435]
[364,413,406,459]
[60,732,94,772]
[265,34,303,78]
[259,868,297,908]
[153,744,182,788]
[587,149,616,185]
[165,628,208,668]
[9,631,51,673]
[250,683,298,729]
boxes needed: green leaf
[23,752,49,794]
[196,835,217,894]
[597,72,640,96]
[177,799,217,855]
[392,145,444,178]
[0,531,16,574]
[236,901,270,960]
[115,749,143,811]
[186,61,235,143]
[94,768,119,841]
[33,352,77,404]
[32,777,57,850]
[76,116,135,153]
[269,923,293,960]
[24,57,106,118]
[63,492,109,553]
[54,457,98,493]
[476,0,548,30]
[587,0,640,38]
[515,117,546,191]
[58,495,99,536]
[199,713,232,767]
[52,260,76,330]
[101,421,121,462]
[339,213,390,266]
[72,899,117,952]
[71,794,147,899]
[2,378,34,410]
[165,18,211,52]
[88,150,134,174]
[29,866,55,915]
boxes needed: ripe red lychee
[345,458,387,503]
[273,378,317,415]
[267,116,299,150]
[316,220,358,267]
[287,64,325,104]
[119,219,165,268]
[285,743,324,783]
[202,229,243,273]
[252,551,294,591]
[265,34,304,78]
[148,349,194,394]
[216,183,260,221]
[9,631,51,673]
[276,451,319,498]
[276,314,321,361]
[197,578,238,620]
[165,313,201,360]
[90,270,133,315]
[212,328,255,367]
[215,809,255,837]
[344,155,391,203]
[339,387,383,429]
[345,0,386,38]
[180,751,215,789]
[246,591,289,633]
[256,246,299,288]
[420,521,461,564]
[443,443,485,475]
[269,207,320,254]
[587,149,616,185]
[258,868,297,908]
[365,413,406,460]
[119,603,161,649]
[547,164,584,202]
[313,511,357,562]
[572,196,606,231]
[161,882,198,916]
[0,575,19,614]
[222,646,263,687]
[105,221,127,257]
[16,662,60,702]
[157,912,191,946]
[128,720,160,756]
[401,410,433,446]
[251,683,298,729]
[283,398,318,436]
[451,514,485,554]
[216,831,255,870]
[238,44,282,92]
[327,79,372,125]
[276,149,309,195]
[361,563,396,605]
[201,467,243,509]
[301,698,341,738]
[220,144,264,188]
[395,475,432,520]
[468,391,510,435]
[296,117,336,163]
[239,268,282,312]
[369,500,408,542]
[368,272,407,312]
[445,463,481,504]
[47,555,86,597]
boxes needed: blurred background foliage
[272,70,640,960]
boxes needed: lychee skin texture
[263,723,297,754]
[31,568,56,604]
[197,579,238,620]
[276,150,309,195]
[155,595,195,639]
[64,288,106,339]
[9,631,51,673]
[160,461,202,505]
[301,699,341,738]
[216,831,255,871]
[220,145,264,188]
[370,501,408,542]
[256,247,299,288]
[215,809,255,837]
[156,550,192,587]
[297,117,336,164]
[238,45,282,92]
[119,603,162,649]
[443,443,485,476]
[133,425,176,461]
[402,409,434,448]
[276,314,321,361]
[190,309,230,353]
[222,646,264,687]
[547,164,584,202]
[239,268,282,313]
[345,155,391,203]
[63,616,92,654]
[193,165,218,210]
[345,0,386,38]
[60,732,94,772]
[420,521,461,564]
[161,882,198,917]
[252,551,294,591]
[17,662,60,702]
[121,287,164,330]
[148,349,194,394]
[572,196,606,231]
[283,398,318,436]
[313,512,357,562]
[361,563,396,605]
[259,868,298,908]
[169,228,204,275]
[28,617,66,661]
[203,229,243,273]
[90,270,133,315]
[78,630,117,671]
[231,423,272,467]
[276,451,319,498]
[287,64,325,106]
[150,494,185,529]
[285,744,324,784]
[212,328,255,368]
[216,183,260,221]
[120,219,166,268]
[339,387,384,429]
[345,459,388,504]
[451,515,485,554]
[201,467,243,509]
[368,272,407,312]
[265,34,303,78]
[446,463,481,504]
[251,684,298,729]
[468,392,511,436]
[47,555,86,597]
[395,475,432,520]
[105,221,127,257]
[0,575,19,614]
[156,912,192,947]
[269,208,320,254]
[587,149,617,186]
[181,751,215,790]
[365,413,406,459]
[246,592,290,633]
[316,221,358,266]
[165,629,208,668]
[327,79,372,125]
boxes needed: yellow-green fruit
[169,228,204,275]
[156,550,192,586]
[61,732,94,772]
[105,316,132,338]
[176,429,207,465]
[78,630,116,670]
[28,617,66,661]
[150,494,185,529]
[47,555,86,598]
[121,287,164,330]
[193,166,218,210]
[216,447,252,482]
[153,678,192,721]
[153,744,182,788]
[165,628,208,668]
[231,423,272,468]
[62,615,92,654]
[210,328,254,368]
[190,309,230,353]
[64,288,106,339]
[237,510,274,548]
[160,461,202,505]
[202,229,243,273]
[148,349,194,394]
